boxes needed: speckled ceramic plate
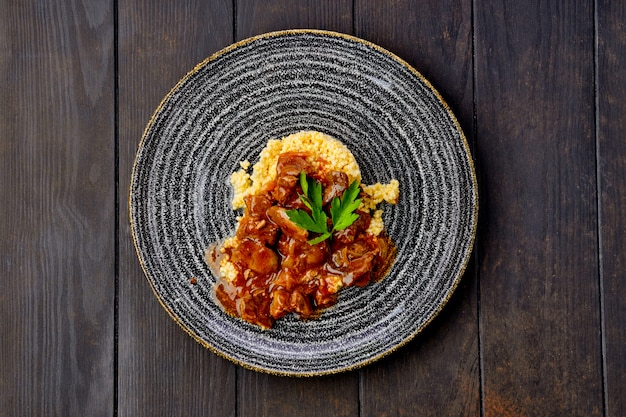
[130,30,477,376]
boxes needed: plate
[130,30,477,376]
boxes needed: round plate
[130,30,477,376]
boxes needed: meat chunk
[275,152,309,177]
[244,194,273,216]
[230,238,279,275]
[341,253,376,286]
[273,152,310,204]
[289,290,313,318]
[278,235,329,272]
[322,171,349,205]
[332,210,371,245]
[269,289,290,319]
[236,216,280,246]
[266,205,308,241]
[236,195,280,245]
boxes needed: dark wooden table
[2,1,625,416]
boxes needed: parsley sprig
[286,171,361,245]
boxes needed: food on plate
[206,131,399,329]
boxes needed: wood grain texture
[0,1,115,416]
[238,369,359,417]
[597,1,626,415]
[354,1,479,416]
[475,1,603,415]
[3,1,623,416]
[236,0,352,39]
[234,3,360,417]
[117,1,236,416]
[355,0,474,131]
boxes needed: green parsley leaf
[286,172,329,240]
[307,231,332,245]
[330,180,362,231]
[299,170,309,196]
[286,171,362,244]
[286,208,328,234]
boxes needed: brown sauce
[211,152,395,329]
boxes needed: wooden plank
[355,0,475,129]
[0,1,115,416]
[234,3,360,417]
[354,1,479,416]
[597,1,626,415]
[474,2,603,415]
[236,0,353,37]
[117,1,236,416]
[238,370,359,417]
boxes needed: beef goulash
[206,131,399,329]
